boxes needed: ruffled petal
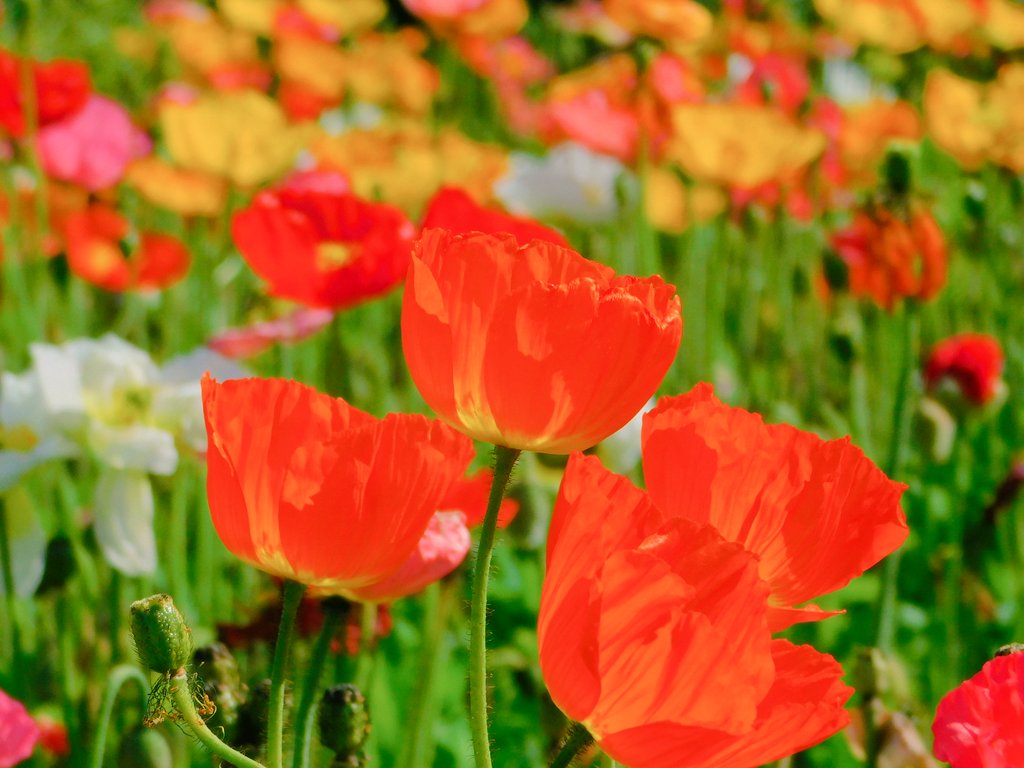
[642,384,907,623]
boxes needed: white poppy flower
[493,141,636,224]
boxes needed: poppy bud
[117,726,173,768]
[318,684,370,761]
[130,594,193,674]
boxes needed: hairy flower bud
[130,594,193,674]
[318,684,370,760]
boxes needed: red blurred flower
[0,49,90,137]
[0,688,39,767]
[232,177,416,309]
[341,468,519,603]
[31,714,69,758]
[401,229,682,453]
[641,384,909,630]
[201,376,475,593]
[539,450,855,768]
[933,650,1024,767]
[925,333,1005,405]
[61,204,190,292]
[421,187,569,246]
[829,204,947,311]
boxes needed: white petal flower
[92,469,157,576]
[494,141,636,224]
[88,422,179,475]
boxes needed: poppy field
[2,0,1024,766]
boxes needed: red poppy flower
[0,49,91,137]
[830,205,947,311]
[641,384,908,630]
[924,333,1005,406]
[933,650,1024,767]
[61,204,190,292]
[420,186,569,247]
[232,178,416,309]
[538,451,854,768]
[402,229,681,453]
[201,376,475,592]
[341,468,518,603]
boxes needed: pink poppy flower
[207,307,335,359]
[37,95,150,191]
[0,689,39,768]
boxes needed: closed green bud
[130,594,193,674]
[319,684,370,758]
[117,726,173,768]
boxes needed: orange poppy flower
[339,469,518,603]
[61,204,190,292]
[603,0,713,47]
[231,175,416,309]
[830,204,948,311]
[539,450,855,768]
[201,376,475,591]
[641,384,909,630]
[420,186,569,247]
[401,229,682,453]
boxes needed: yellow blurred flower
[984,0,1024,49]
[218,0,282,35]
[412,0,528,39]
[924,69,1003,171]
[160,90,308,186]
[914,0,984,53]
[160,15,264,85]
[644,166,725,234]
[814,0,924,53]
[125,157,228,218]
[666,103,825,189]
[298,0,386,35]
[274,36,348,100]
[603,0,712,48]
[311,123,506,217]
[340,31,440,115]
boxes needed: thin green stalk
[469,445,522,768]
[354,602,378,693]
[398,580,455,768]
[267,580,307,768]
[549,723,595,768]
[86,664,150,768]
[0,499,23,695]
[170,669,267,768]
[292,600,345,768]
[874,303,920,655]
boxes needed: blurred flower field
[1,0,1024,766]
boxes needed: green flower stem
[398,580,455,768]
[87,664,150,768]
[292,599,346,768]
[868,303,920,768]
[0,499,23,695]
[169,669,267,768]
[267,580,307,768]
[874,303,921,654]
[469,445,522,768]
[549,723,595,768]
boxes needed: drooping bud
[193,642,246,735]
[318,684,370,763]
[117,726,173,768]
[130,594,193,674]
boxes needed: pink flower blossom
[37,95,150,191]
[0,689,39,768]
[207,307,335,359]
